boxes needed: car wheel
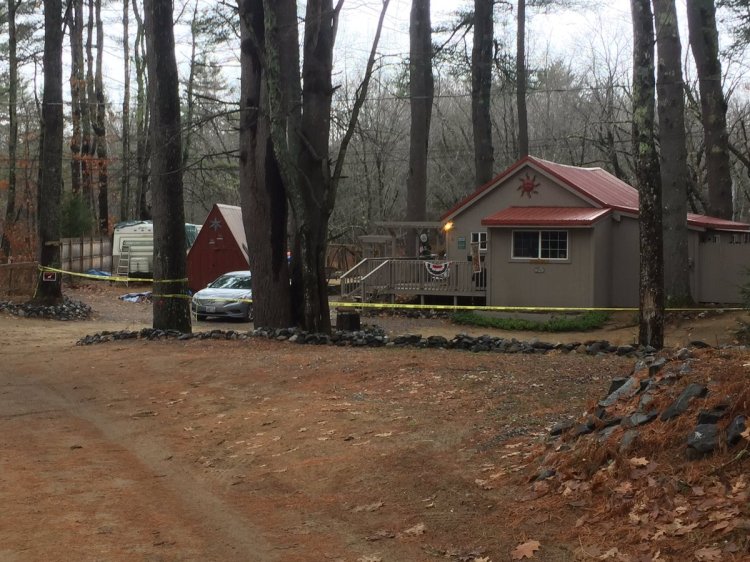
[197,313,207,321]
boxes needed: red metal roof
[442,155,750,231]
[539,160,639,212]
[441,155,639,220]
[687,213,750,231]
[481,206,612,227]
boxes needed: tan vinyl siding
[445,169,589,263]
[487,228,594,307]
[696,231,750,303]
[610,216,639,307]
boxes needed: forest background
[3,0,750,338]
[4,0,749,248]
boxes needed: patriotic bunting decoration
[425,261,450,279]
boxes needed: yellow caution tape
[329,301,747,313]
[38,265,188,284]
[36,265,747,313]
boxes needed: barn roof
[441,155,639,221]
[216,204,249,261]
[481,207,612,227]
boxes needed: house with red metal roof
[440,155,750,307]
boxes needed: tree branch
[331,0,390,202]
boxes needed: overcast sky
[77,0,744,108]
[334,0,634,73]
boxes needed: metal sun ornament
[517,173,540,198]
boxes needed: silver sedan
[191,271,253,322]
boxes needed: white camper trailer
[112,221,202,277]
[112,221,154,276]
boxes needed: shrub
[450,310,610,332]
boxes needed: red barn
[187,204,249,292]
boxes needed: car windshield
[208,274,251,290]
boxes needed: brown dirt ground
[0,282,748,561]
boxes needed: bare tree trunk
[133,0,151,220]
[1,0,19,260]
[237,0,293,328]
[35,0,65,304]
[631,0,664,348]
[472,0,494,187]
[516,0,529,158]
[259,0,389,332]
[183,0,198,169]
[406,0,433,254]
[686,0,733,219]
[68,0,85,197]
[145,0,191,332]
[94,0,109,234]
[654,0,691,304]
[293,0,339,332]
[121,0,131,220]
[82,0,94,211]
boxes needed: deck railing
[340,258,486,301]
[339,258,390,298]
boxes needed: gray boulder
[660,383,708,421]
[686,424,720,458]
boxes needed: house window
[471,231,487,251]
[699,233,720,244]
[512,230,568,260]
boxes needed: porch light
[443,221,454,232]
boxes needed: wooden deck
[339,258,486,303]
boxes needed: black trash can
[336,311,361,331]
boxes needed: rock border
[0,298,92,321]
[74,325,720,361]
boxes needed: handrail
[339,257,370,280]
[356,259,392,301]
[340,258,390,299]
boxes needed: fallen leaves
[511,539,540,560]
[366,529,395,542]
[628,456,649,467]
[402,522,426,536]
[693,547,722,561]
[612,481,633,496]
[352,501,384,513]
[596,547,622,560]
[475,478,494,490]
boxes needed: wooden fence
[0,236,112,297]
[61,235,112,273]
[0,262,39,297]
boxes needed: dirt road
[1,285,747,561]
[0,308,637,561]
